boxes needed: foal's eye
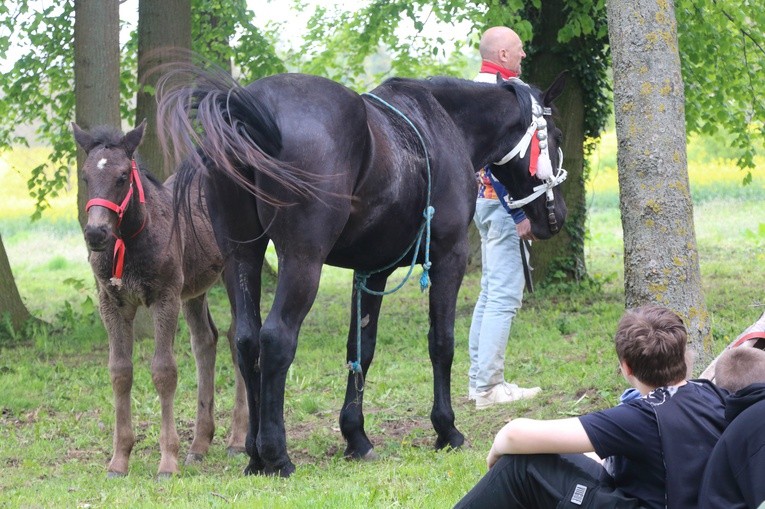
[116,173,128,186]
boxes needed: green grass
[1,137,764,507]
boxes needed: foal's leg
[427,249,467,450]
[225,310,248,455]
[100,295,138,477]
[182,294,218,464]
[149,295,182,477]
[255,257,324,477]
[340,271,389,460]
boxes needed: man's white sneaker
[475,382,541,409]
[468,386,477,401]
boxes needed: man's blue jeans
[468,198,525,393]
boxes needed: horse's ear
[542,70,568,107]
[496,72,503,85]
[122,119,146,158]
[72,122,97,154]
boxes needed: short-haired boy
[699,347,765,509]
[454,306,727,509]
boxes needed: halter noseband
[495,94,568,232]
[85,159,146,287]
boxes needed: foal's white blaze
[97,158,108,170]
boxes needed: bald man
[468,26,539,410]
[478,26,526,78]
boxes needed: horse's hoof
[273,461,296,478]
[156,471,174,480]
[243,458,265,476]
[361,449,379,461]
[185,452,205,465]
[435,430,465,451]
[227,446,247,457]
[106,470,127,479]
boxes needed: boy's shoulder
[644,379,726,408]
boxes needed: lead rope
[347,93,435,393]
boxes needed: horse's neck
[429,84,508,169]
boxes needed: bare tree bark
[607,0,711,370]
[136,0,191,181]
[0,234,35,334]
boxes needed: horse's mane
[86,125,162,186]
[411,75,536,125]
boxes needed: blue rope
[347,93,435,376]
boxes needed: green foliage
[191,0,286,80]
[676,0,764,180]
[0,2,75,220]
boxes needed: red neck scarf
[480,60,519,80]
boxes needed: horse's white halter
[495,94,568,210]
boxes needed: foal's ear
[542,70,568,106]
[496,72,504,85]
[122,119,147,158]
[72,122,97,154]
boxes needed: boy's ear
[620,360,634,377]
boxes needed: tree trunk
[74,0,121,230]
[0,234,35,334]
[523,0,588,285]
[136,0,191,181]
[607,0,711,370]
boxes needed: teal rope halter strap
[347,92,435,376]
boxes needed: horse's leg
[255,257,323,477]
[149,295,182,477]
[427,249,467,450]
[182,294,217,464]
[100,295,138,477]
[230,242,268,474]
[340,271,389,460]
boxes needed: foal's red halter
[85,159,146,285]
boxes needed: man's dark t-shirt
[579,381,726,509]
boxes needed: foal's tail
[156,64,318,210]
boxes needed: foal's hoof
[227,446,247,457]
[156,471,174,480]
[106,470,127,479]
[185,452,205,465]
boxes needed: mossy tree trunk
[607,0,711,369]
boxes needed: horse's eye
[117,173,128,186]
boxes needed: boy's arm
[487,417,595,468]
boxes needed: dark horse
[73,122,248,477]
[157,69,568,477]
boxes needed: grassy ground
[0,136,763,507]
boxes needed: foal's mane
[86,126,161,186]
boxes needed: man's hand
[515,218,536,241]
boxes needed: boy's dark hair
[715,347,765,393]
[614,306,688,387]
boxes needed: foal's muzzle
[84,224,110,252]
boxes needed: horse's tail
[156,64,318,212]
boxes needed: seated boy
[699,347,765,509]
[454,305,727,509]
